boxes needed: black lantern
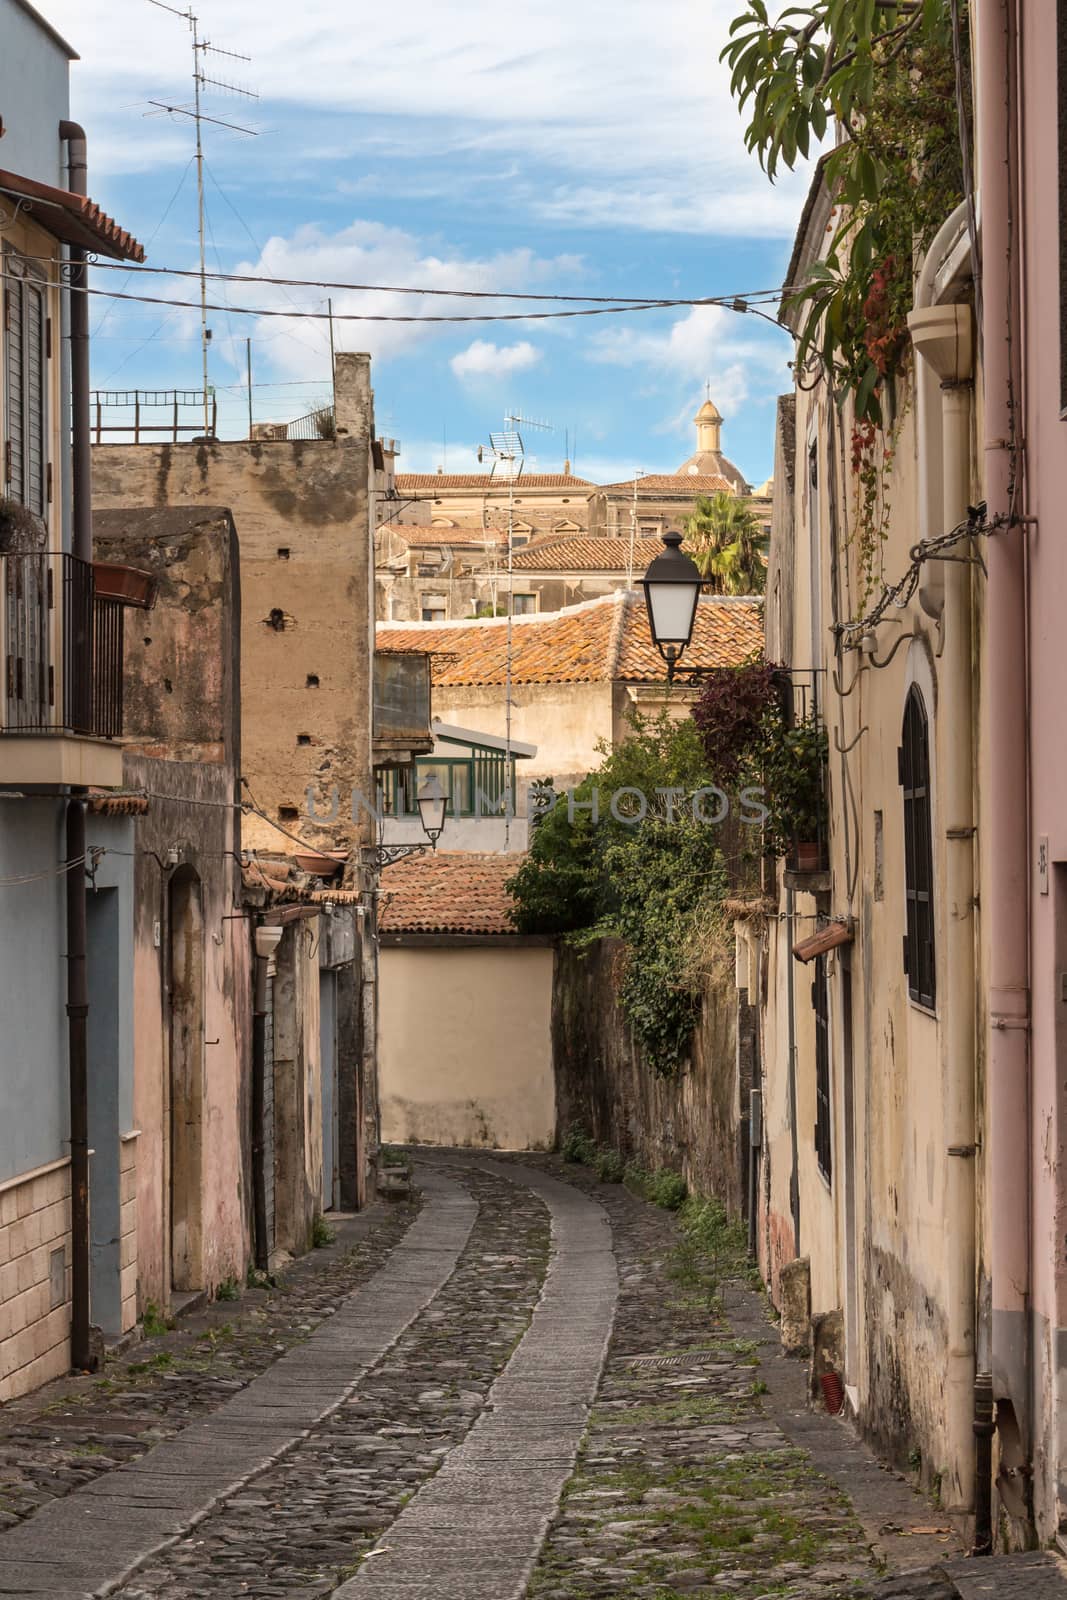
[415,773,447,846]
[641,530,702,681]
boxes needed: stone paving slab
[0,1170,477,1600]
[334,1158,619,1600]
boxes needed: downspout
[908,300,976,1518]
[58,122,90,563]
[60,121,93,1372]
[975,0,1032,1524]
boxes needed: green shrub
[560,1123,595,1164]
[648,1169,689,1210]
[594,1147,625,1183]
[214,1275,240,1302]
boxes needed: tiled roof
[594,474,738,496]
[396,473,594,491]
[510,536,661,572]
[379,852,520,935]
[378,523,505,547]
[0,168,145,261]
[377,591,763,686]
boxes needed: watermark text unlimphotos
[306,785,769,826]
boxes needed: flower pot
[93,561,156,609]
[793,840,822,873]
[293,849,345,878]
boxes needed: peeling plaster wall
[93,512,250,1310]
[92,354,376,859]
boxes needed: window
[813,954,832,1182]
[379,748,517,819]
[900,685,936,1008]
[513,593,536,615]
[512,534,529,548]
[421,594,446,623]
[3,251,49,520]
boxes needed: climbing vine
[723,0,969,595]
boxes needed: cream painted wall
[379,945,555,1150]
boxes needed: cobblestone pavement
[0,1198,418,1530]
[0,1152,1066,1600]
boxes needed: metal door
[263,975,276,1254]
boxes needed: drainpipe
[976,0,1031,1520]
[58,122,90,564]
[60,121,93,1371]
[908,300,976,1516]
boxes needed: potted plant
[751,710,828,868]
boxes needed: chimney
[333,352,372,439]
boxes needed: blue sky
[45,0,815,485]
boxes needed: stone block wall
[0,1159,71,1401]
[119,1135,138,1331]
[553,938,744,1212]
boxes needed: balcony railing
[2,552,124,738]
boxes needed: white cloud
[197,223,580,380]
[46,0,816,235]
[450,340,542,382]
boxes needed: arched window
[900,686,935,1008]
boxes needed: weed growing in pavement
[140,1300,174,1337]
[380,1145,408,1168]
[246,1263,275,1289]
[311,1214,336,1248]
[215,1275,240,1302]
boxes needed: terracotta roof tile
[395,473,594,491]
[378,522,506,547]
[595,474,738,496]
[0,168,145,261]
[510,536,661,572]
[377,592,763,686]
[379,852,520,934]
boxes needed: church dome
[676,396,750,492]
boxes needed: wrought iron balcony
[2,551,126,740]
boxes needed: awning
[0,169,144,261]
[793,920,854,963]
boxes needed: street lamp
[361,771,448,870]
[415,773,447,846]
[641,530,703,683]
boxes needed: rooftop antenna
[145,0,259,437]
[628,470,648,587]
[485,412,553,847]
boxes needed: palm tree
[682,492,767,595]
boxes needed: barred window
[3,251,48,520]
[813,954,832,1182]
[900,686,936,1009]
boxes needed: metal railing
[773,667,828,873]
[2,552,124,737]
[285,405,336,442]
[91,390,217,444]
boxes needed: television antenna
[145,0,259,436]
[481,413,553,846]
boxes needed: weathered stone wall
[553,938,743,1212]
[92,353,375,858]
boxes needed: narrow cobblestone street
[0,1155,1064,1600]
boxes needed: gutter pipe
[59,120,93,1372]
[975,0,1032,1522]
